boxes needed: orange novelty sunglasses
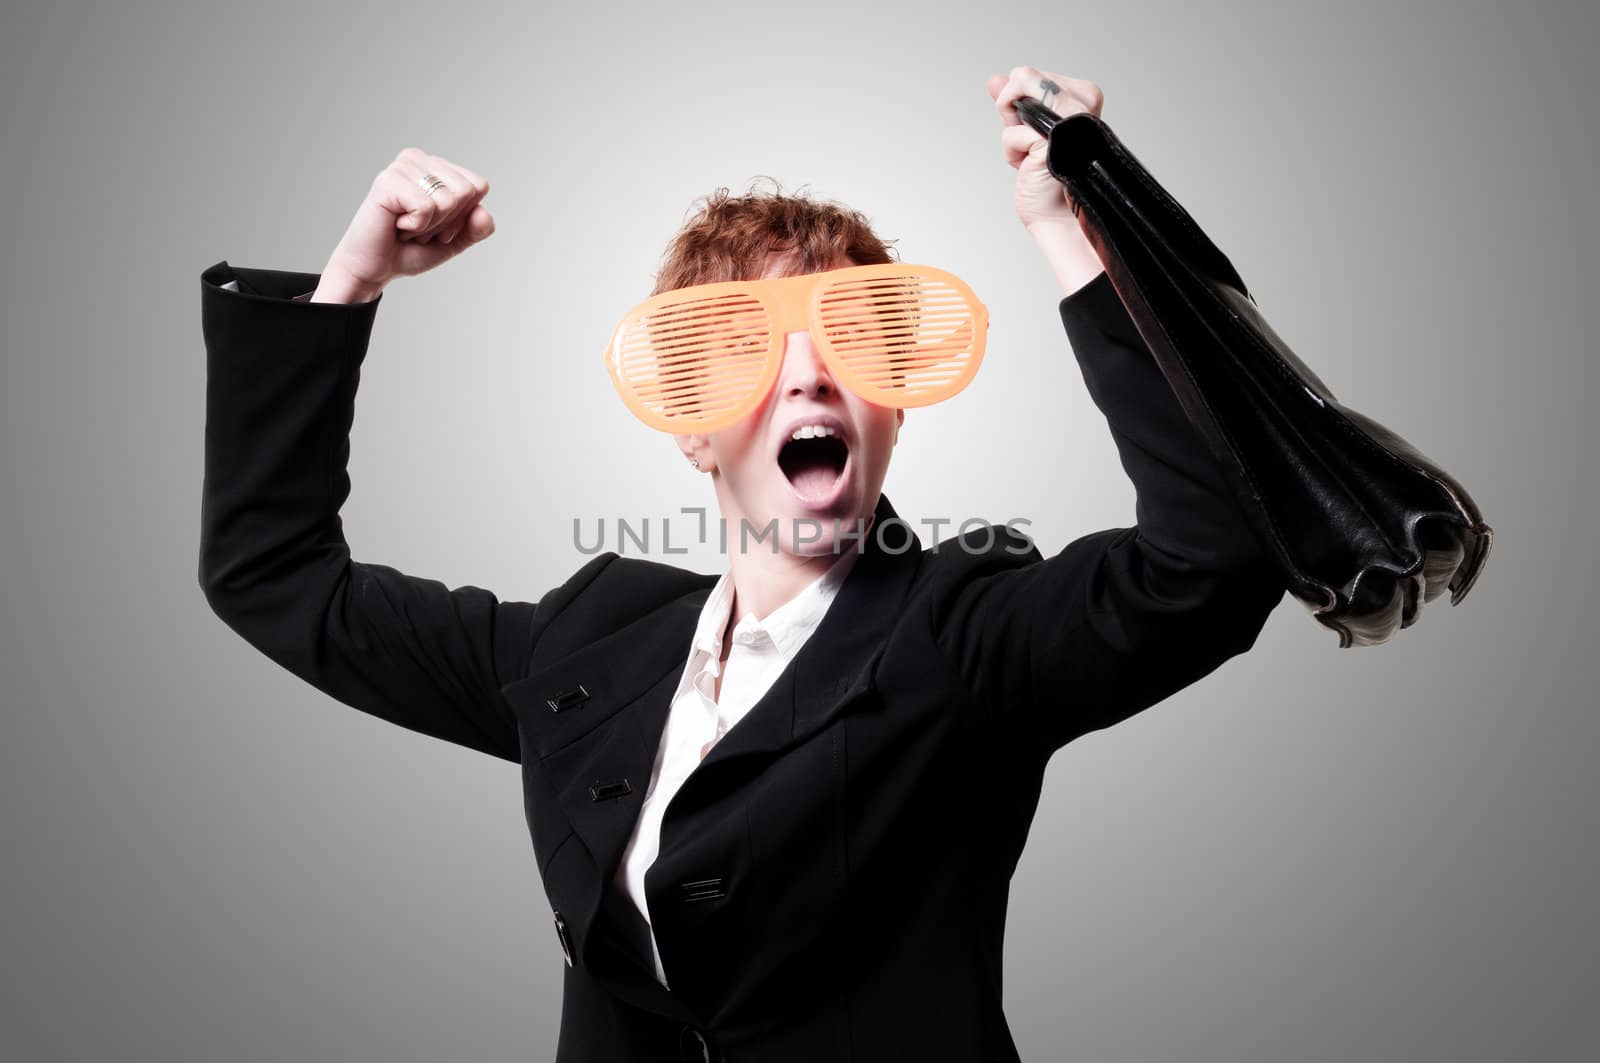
[604,262,989,434]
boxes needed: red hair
[651,177,899,296]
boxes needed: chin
[776,474,865,550]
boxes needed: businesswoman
[198,66,1285,1062]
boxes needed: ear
[675,431,714,472]
[894,408,905,445]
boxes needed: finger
[451,203,496,247]
[393,158,456,234]
[392,150,470,237]
[428,200,496,251]
[992,65,1046,126]
[371,162,442,236]
[994,66,1102,124]
[438,209,471,245]
[1053,74,1104,116]
[1036,71,1101,116]
[418,154,486,240]
[450,161,490,200]
[999,123,1047,169]
[411,173,468,239]
[437,194,485,244]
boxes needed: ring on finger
[418,173,447,197]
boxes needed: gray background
[3,0,1595,1059]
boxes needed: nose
[780,329,837,400]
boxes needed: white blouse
[612,538,863,987]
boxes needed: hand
[988,66,1108,296]
[316,147,495,302]
[986,66,1104,239]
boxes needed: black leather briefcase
[1016,101,1492,647]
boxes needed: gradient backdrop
[3,0,1595,1059]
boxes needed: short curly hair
[651,176,899,296]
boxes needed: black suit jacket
[198,259,1284,1062]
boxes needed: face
[676,254,905,557]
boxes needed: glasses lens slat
[612,292,776,429]
[815,273,979,401]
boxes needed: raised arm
[926,69,1284,757]
[198,150,570,764]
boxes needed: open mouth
[778,433,851,505]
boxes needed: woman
[198,66,1284,1062]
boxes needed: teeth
[789,424,839,441]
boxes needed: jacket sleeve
[197,260,550,764]
[931,270,1285,755]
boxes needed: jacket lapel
[691,491,922,775]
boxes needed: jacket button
[552,909,573,967]
[678,1026,714,1062]
[546,685,590,713]
[589,777,634,802]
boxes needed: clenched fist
[313,147,495,303]
[988,65,1108,296]
[987,65,1104,235]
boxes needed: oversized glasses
[604,263,989,434]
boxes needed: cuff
[200,260,382,308]
[1057,269,1145,351]
[201,260,382,344]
